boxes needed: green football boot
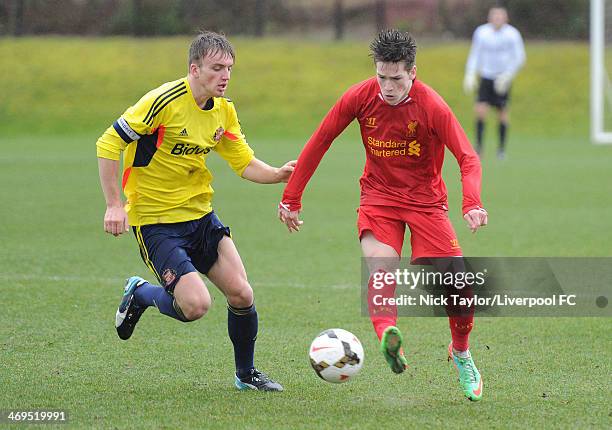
[380,326,408,374]
[448,343,483,401]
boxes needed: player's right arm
[278,86,358,232]
[96,90,159,236]
[508,28,526,76]
[463,27,482,94]
[98,157,129,236]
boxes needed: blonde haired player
[97,31,292,391]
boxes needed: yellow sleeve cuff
[237,153,255,177]
[96,128,125,160]
[96,144,121,160]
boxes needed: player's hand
[494,72,513,95]
[463,72,477,94]
[464,208,488,233]
[278,202,303,233]
[276,160,297,183]
[104,205,129,237]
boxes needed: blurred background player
[463,6,526,159]
[96,31,294,392]
[278,29,487,401]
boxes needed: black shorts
[133,211,231,293]
[477,78,510,109]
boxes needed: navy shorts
[133,211,231,293]
[477,77,510,109]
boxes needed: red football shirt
[282,78,482,215]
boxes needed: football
[308,329,364,383]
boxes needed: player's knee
[181,295,211,321]
[475,105,488,118]
[182,303,209,321]
[363,252,398,274]
[227,282,253,308]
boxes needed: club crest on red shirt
[407,120,418,137]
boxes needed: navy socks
[499,122,507,152]
[227,303,258,378]
[134,281,187,322]
[476,119,484,154]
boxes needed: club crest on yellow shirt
[213,127,225,142]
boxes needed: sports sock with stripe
[228,303,258,378]
[134,281,188,322]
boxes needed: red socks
[446,284,474,351]
[448,314,474,352]
[367,269,475,351]
[367,270,397,340]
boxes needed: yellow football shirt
[96,77,254,226]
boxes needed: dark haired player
[278,30,487,401]
[97,31,291,391]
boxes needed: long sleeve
[465,28,482,75]
[432,101,483,214]
[508,29,526,76]
[281,89,358,211]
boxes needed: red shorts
[357,205,462,259]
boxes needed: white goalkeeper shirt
[465,23,526,80]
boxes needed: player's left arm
[214,100,297,184]
[495,29,527,93]
[510,29,526,75]
[464,27,482,94]
[433,101,487,233]
[242,158,297,184]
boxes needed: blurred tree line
[440,0,588,39]
[0,0,589,39]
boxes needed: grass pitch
[0,38,610,429]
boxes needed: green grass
[0,37,611,429]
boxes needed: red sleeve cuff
[279,201,302,212]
